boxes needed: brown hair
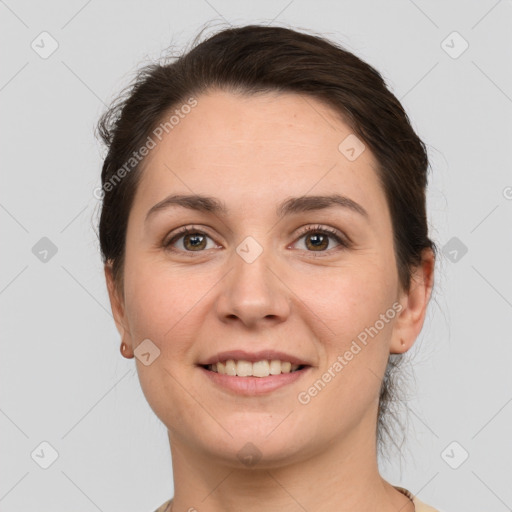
[96,23,437,459]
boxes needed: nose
[215,244,291,329]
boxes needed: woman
[97,24,439,512]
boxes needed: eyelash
[162,224,350,256]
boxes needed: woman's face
[107,89,428,466]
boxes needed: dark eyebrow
[145,194,228,223]
[145,193,368,223]
[277,194,368,219]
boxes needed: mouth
[198,359,312,395]
[200,359,309,377]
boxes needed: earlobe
[120,341,134,359]
[390,248,435,354]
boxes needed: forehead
[132,89,387,223]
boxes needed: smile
[203,359,306,377]
[199,360,311,395]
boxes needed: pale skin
[105,89,435,512]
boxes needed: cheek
[122,264,209,427]
[292,258,397,348]
[122,259,195,348]
[294,260,397,414]
[294,265,396,426]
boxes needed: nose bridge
[216,235,290,326]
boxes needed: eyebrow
[145,193,369,223]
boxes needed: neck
[166,418,414,512]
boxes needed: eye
[293,225,349,253]
[163,226,218,253]
[162,224,350,255]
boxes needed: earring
[120,342,134,359]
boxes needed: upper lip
[198,350,311,366]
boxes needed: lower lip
[198,366,311,395]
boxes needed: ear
[390,248,435,354]
[104,262,128,341]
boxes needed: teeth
[281,361,292,373]
[225,360,237,376]
[252,360,270,377]
[236,360,252,377]
[208,359,302,377]
[269,359,282,375]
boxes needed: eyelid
[293,224,350,245]
[163,225,218,250]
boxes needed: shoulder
[152,498,172,512]
[394,486,442,512]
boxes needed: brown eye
[181,233,207,250]
[304,232,331,251]
[164,227,216,252]
[293,225,349,253]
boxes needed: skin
[105,89,435,512]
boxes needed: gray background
[1,1,511,511]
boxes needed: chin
[189,423,312,469]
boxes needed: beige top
[394,486,441,511]
[152,485,440,511]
